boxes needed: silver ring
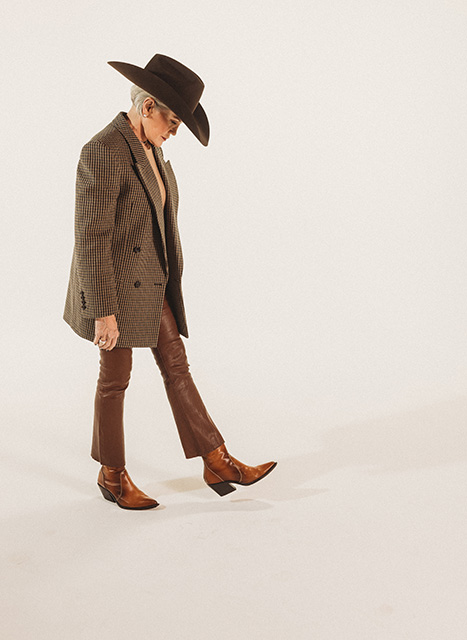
[99,339,106,345]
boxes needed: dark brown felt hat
[108,54,209,146]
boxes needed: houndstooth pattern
[63,112,188,347]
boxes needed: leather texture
[203,444,277,486]
[98,466,159,510]
[63,111,188,347]
[150,298,225,458]
[92,297,224,467]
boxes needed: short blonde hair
[130,84,170,115]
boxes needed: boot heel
[98,483,117,503]
[208,481,237,497]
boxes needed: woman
[64,53,276,510]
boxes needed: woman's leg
[151,297,225,458]
[91,347,133,467]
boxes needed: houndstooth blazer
[63,111,188,347]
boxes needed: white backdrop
[0,0,466,456]
[2,1,467,638]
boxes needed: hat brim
[108,60,209,146]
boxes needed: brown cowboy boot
[97,466,159,510]
[203,444,277,496]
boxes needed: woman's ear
[142,98,155,117]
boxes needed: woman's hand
[94,315,120,351]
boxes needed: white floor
[2,393,467,640]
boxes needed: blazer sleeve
[74,140,121,319]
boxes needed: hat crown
[145,54,204,114]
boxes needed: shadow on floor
[146,394,467,504]
[3,394,467,512]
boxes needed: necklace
[125,114,151,148]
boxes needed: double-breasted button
[133,246,141,253]
[134,281,141,288]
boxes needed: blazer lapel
[111,112,167,262]
[134,157,166,242]
[153,148,183,280]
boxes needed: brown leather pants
[91,297,225,467]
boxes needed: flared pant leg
[91,297,224,466]
[91,347,132,467]
[151,297,225,458]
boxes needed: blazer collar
[110,111,173,172]
[111,111,149,163]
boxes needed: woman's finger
[106,336,117,351]
[98,336,109,349]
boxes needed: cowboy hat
[108,54,209,146]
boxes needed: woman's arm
[74,140,121,320]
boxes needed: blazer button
[133,246,141,253]
[134,281,141,288]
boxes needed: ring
[99,339,107,345]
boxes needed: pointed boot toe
[97,466,159,510]
[202,444,277,496]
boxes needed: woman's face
[143,102,181,147]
